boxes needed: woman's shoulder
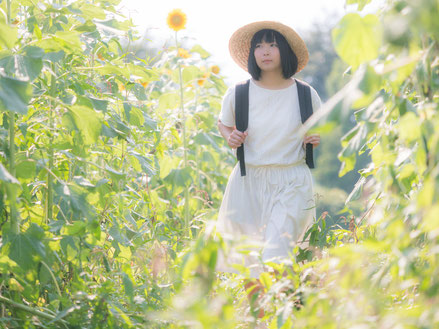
[222,79,251,102]
[293,78,322,111]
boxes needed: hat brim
[229,21,309,73]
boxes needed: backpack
[235,78,314,176]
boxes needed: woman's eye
[271,43,278,47]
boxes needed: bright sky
[117,0,379,85]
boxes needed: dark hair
[247,29,298,80]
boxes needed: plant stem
[7,114,18,234]
[45,65,56,223]
[41,260,62,298]
[194,88,202,211]
[0,295,68,327]
[175,31,191,237]
[6,0,18,234]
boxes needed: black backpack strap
[234,79,250,176]
[295,79,315,169]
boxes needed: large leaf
[15,160,36,180]
[94,64,129,79]
[54,183,97,221]
[338,123,368,176]
[0,20,18,49]
[190,45,211,59]
[67,105,103,145]
[36,31,82,53]
[0,75,32,114]
[78,3,107,20]
[0,163,20,185]
[332,13,382,70]
[8,224,46,271]
[346,0,372,10]
[164,167,193,189]
[130,151,155,175]
[0,54,43,82]
[194,132,221,151]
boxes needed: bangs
[247,28,298,80]
[251,29,277,46]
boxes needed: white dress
[215,78,322,278]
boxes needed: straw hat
[229,21,309,73]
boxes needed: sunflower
[135,79,149,88]
[210,65,220,74]
[177,48,191,59]
[167,9,187,31]
[197,72,209,87]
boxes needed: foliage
[0,0,230,327]
[1,0,439,328]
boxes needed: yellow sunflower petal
[167,9,187,32]
[197,73,209,86]
[177,48,191,59]
[211,65,220,74]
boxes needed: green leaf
[332,13,382,70]
[53,31,83,51]
[353,65,382,108]
[126,63,159,81]
[54,183,96,221]
[194,132,220,151]
[109,226,131,246]
[190,45,211,59]
[397,112,421,143]
[63,221,87,236]
[94,64,129,79]
[67,105,103,144]
[130,152,155,175]
[60,236,79,261]
[75,20,97,32]
[0,163,20,185]
[36,31,82,53]
[346,0,372,10]
[23,46,45,59]
[95,18,132,31]
[164,167,193,189]
[0,75,32,114]
[182,66,201,84]
[132,83,147,101]
[128,106,144,127]
[44,50,65,63]
[15,160,36,179]
[0,54,43,81]
[73,176,95,188]
[346,176,366,204]
[259,272,272,290]
[8,224,46,271]
[158,93,179,112]
[0,20,18,49]
[88,96,108,112]
[122,273,134,302]
[78,3,107,20]
[338,123,367,176]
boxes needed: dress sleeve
[218,86,235,127]
[310,86,322,112]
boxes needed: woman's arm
[217,119,248,149]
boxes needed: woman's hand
[228,128,248,149]
[304,133,320,148]
[217,120,248,149]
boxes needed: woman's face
[253,40,281,73]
